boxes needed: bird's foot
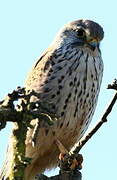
[58,153,83,172]
[55,139,83,173]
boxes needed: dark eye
[77,29,85,37]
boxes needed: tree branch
[0,87,56,180]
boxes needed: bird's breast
[26,49,103,152]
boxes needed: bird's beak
[87,37,100,45]
[86,37,100,50]
[87,37,99,43]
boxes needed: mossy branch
[0,87,56,180]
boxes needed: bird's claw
[58,153,83,172]
[55,139,83,172]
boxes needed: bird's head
[54,19,104,51]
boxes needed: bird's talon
[58,152,83,171]
[72,154,83,170]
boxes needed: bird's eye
[77,29,85,38]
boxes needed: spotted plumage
[0,19,104,180]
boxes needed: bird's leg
[55,139,83,172]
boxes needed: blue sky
[0,0,117,179]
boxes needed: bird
[0,19,104,180]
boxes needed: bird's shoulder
[33,45,58,70]
[25,45,60,88]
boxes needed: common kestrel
[0,19,104,180]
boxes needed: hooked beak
[71,37,100,51]
[86,38,100,50]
